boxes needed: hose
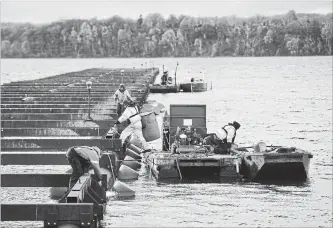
[175,158,182,180]
[107,153,116,182]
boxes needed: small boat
[179,71,208,92]
[179,79,208,92]
[149,84,178,93]
[149,64,179,93]
[234,142,313,182]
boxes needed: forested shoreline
[1,10,332,58]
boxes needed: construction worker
[222,121,241,148]
[203,129,228,154]
[114,98,149,152]
[113,83,132,117]
[66,146,103,189]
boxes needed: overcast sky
[1,0,332,24]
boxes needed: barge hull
[241,152,311,182]
[179,82,207,92]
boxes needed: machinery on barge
[141,104,313,182]
[143,104,241,180]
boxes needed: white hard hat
[179,133,187,139]
[216,129,227,140]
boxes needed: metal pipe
[88,88,91,120]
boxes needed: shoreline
[2,55,332,60]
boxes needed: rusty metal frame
[1,173,107,188]
[1,203,94,226]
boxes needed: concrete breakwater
[0,67,159,226]
[1,67,159,137]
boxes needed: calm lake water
[1,57,332,227]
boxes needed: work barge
[139,104,313,182]
[1,67,159,227]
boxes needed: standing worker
[113,83,133,117]
[114,98,149,152]
[66,146,103,189]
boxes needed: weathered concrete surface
[0,67,158,137]
[1,107,116,114]
[1,91,145,97]
[1,127,108,137]
[1,119,118,128]
[1,137,122,151]
[1,103,116,109]
[2,112,117,120]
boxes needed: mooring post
[85,80,93,122]
[120,69,124,84]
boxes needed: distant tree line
[1,10,332,58]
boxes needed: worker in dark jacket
[113,83,133,117]
[66,146,103,189]
[222,121,241,148]
[203,129,228,154]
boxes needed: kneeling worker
[222,121,241,148]
[203,129,228,154]
[66,146,103,189]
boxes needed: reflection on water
[1,57,332,227]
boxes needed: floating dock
[1,67,159,227]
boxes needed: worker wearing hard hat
[113,83,133,117]
[203,121,241,154]
[114,98,149,151]
[222,121,241,149]
[203,129,228,154]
